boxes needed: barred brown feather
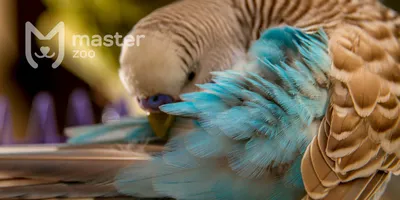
[301,1,400,199]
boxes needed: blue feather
[197,83,242,106]
[160,102,200,117]
[185,130,232,158]
[66,117,156,144]
[116,26,332,199]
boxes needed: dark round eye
[188,72,196,81]
[151,95,159,102]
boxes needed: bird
[2,0,399,199]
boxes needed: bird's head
[119,29,245,108]
[118,6,246,138]
[119,30,216,139]
[119,31,204,113]
[119,0,247,115]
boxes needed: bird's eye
[151,95,159,102]
[188,72,196,81]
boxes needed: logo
[25,21,145,69]
[25,22,65,69]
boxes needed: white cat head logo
[25,22,65,69]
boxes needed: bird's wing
[0,143,163,199]
[301,6,400,200]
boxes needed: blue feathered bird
[64,1,400,199]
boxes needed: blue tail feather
[66,117,155,144]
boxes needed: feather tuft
[116,26,331,199]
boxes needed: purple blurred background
[0,0,175,144]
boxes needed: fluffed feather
[115,26,331,200]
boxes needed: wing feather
[302,6,400,199]
[0,144,163,199]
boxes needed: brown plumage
[301,1,400,199]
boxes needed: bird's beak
[147,112,176,139]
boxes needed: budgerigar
[122,3,400,199]
[0,0,399,199]
[75,1,400,198]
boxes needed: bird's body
[1,0,400,199]
[120,1,400,199]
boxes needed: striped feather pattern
[301,2,400,199]
[133,0,388,60]
[120,0,390,99]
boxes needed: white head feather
[119,31,188,99]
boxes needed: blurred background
[0,0,398,143]
[0,0,175,144]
